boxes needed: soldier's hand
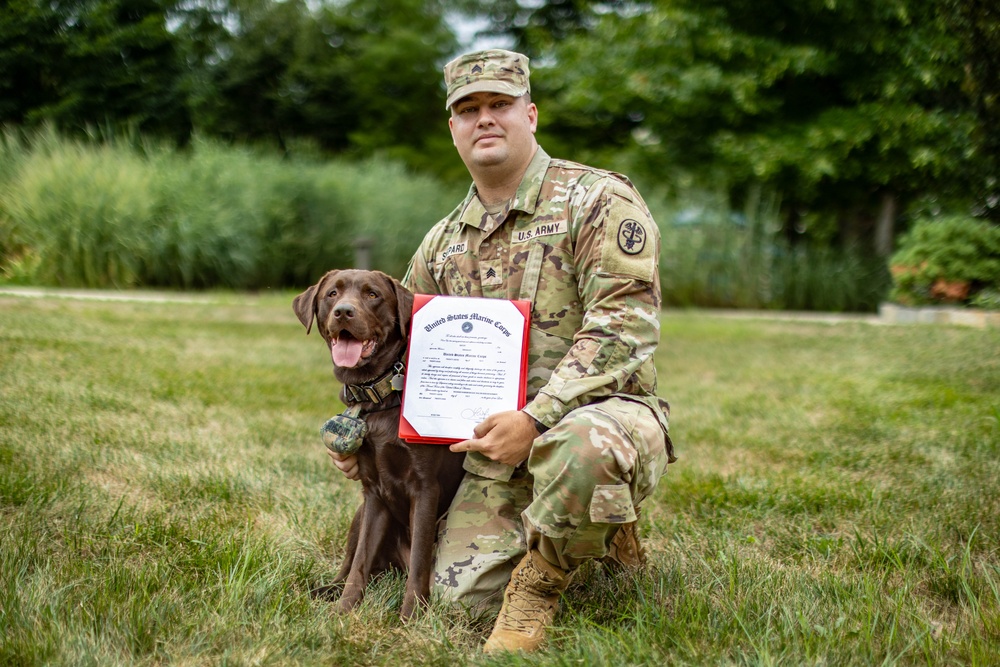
[450,410,537,467]
[327,449,360,481]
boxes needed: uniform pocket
[589,483,637,524]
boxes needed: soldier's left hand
[450,410,537,467]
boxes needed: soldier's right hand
[327,449,360,481]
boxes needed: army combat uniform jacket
[403,147,670,465]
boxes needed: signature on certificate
[461,407,491,422]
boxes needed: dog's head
[292,269,414,384]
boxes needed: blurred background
[1,0,998,312]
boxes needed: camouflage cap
[443,49,531,110]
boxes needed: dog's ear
[392,277,414,343]
[294,271,338,335]
[292,284,319,334]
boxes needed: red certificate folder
[399,294,531,444]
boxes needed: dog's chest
[357,443,423,519]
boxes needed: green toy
[321,405,368,455]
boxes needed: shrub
[890,216,1000,307]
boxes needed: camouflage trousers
[431,395,671,613]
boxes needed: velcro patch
[514,220,567,243]
[438,241,467,263]
[600,194,656,281]
[482,260,503,285]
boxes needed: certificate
[399,295,530,444]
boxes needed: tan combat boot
[600,507,647,572]
[482,549,575,653]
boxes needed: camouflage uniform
[403,137,673,611]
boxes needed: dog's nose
[333,303,356,319]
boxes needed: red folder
[399,294,531,444]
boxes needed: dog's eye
[368,292,378,299]
[327,289,338,298]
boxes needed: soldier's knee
[535,403,639,478]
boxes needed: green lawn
[1,292,997,666]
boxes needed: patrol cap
[443,49,531,110]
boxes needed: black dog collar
[342,360,406,405]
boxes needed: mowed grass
[1,292,997,666]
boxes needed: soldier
[328,48,674,653]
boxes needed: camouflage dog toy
[322,405,368,455]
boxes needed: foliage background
[1,0,998,307]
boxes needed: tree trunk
[875,192,897,257]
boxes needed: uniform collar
[457,147,551,233]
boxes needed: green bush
[1,133,158,288]
[890,216,1000,307]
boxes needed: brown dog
[293,269,466,620]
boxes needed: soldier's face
[449,92,538,176]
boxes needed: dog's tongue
[331,338,364,368]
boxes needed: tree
[0,0,66,126]
[459,0,608,55]
[190,0,457,167]
[536,0,980,253]
[0,0,190,140]
[941,0,1000,220]
[190,0,309,150]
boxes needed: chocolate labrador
[293,269,465,620]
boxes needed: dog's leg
[333,504,363,583]
[338,493,392,613]
[400,489,441,620]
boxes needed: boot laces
[496,561,561,633]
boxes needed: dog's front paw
[309,582,344,602]
[400,591,431,622]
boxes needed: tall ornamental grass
[0,129,459,289]
[1,132,158,287]
[653,188,891,312]
[1,128,891,310]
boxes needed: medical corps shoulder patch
[618,219,646,255]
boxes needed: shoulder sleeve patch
[599,190,657,282]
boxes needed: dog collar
[343,360,406,405]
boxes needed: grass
[1,291,998,666]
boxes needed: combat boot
[600,507,647,572]
[482,549,575,653]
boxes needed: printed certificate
[399,295,530,444]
